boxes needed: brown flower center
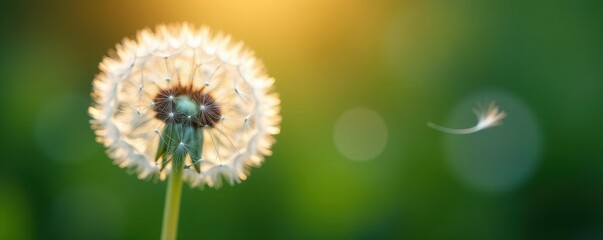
[152,86,221,128]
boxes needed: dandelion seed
[89,23,281,188]
[427,101,507,134]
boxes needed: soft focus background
[1,0,602,239]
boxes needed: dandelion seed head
[90,23,281,188]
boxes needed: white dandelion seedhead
[427,101,507,134]
[89,23,281,188]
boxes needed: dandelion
[89,23,280,239]
[427,101,506,134]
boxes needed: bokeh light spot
[334,108,388,161]
[444,90,542,193]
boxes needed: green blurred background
[1,0,602,239]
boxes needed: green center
[176,96,198,116]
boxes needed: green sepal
[159,123,182,171]
[171,142,186,171]
[155,123,175,162]
[155,123,204,173]
[193,162,201,174]
[191,129,203,173]
[181,126,203,173]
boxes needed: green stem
[161,166,183,240]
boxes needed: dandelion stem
[161,165,183,240]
